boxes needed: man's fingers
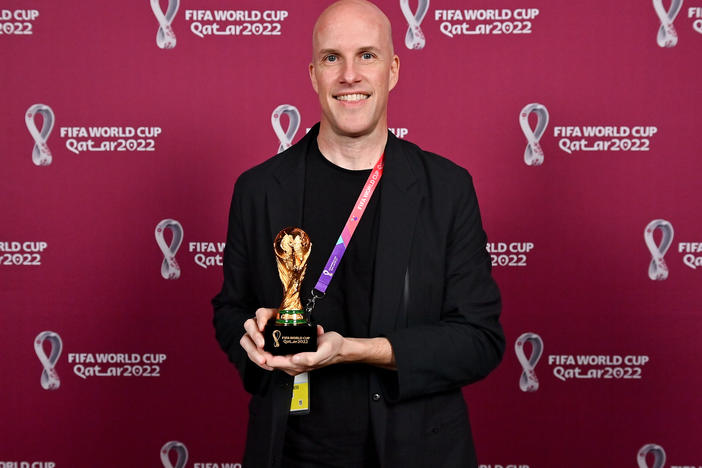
[292,352,317,366]
[239,334,263,364]
[255,307,277,331]
[240,334,273,370]
[266,354,296,368]
[266,355,310,375]
[243,317,258,337]
[243,318,265,348]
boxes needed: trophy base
[263,320,317,356]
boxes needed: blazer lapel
[266,130,316,242]
[371,134,422,335]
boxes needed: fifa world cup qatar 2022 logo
[155,219,184,279]
[638,443,666,468]
[25,103,55,166]
[151,0,180,49]
[34,331,62,390]
[644,219,674,281]
[161,441,188,468]
[652,0,682,48]
[519,103,549,166]
[400,0,429,50]
[271,104,300,154]
[515,332,543,392]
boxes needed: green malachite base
[263,316,317,356]
[275,309,308,325]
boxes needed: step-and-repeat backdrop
[1,0,700,467]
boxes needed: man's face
[310,2,399,138]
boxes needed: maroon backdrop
[1,0,700,467]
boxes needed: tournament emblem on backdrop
[400,0,429,49]
[25,104,54,166]
[652,0,682,47]
[515,332,543,392]
[637,443,666,468]
[271,104,301,154]
[34,331,62,390]
[644,219,674,281]
[155,219,184,279]
[151,0,180,49]
[161,441,188,468]
[519,103,549,166]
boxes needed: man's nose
[340,60,361,84]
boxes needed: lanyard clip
[304,289,325,322]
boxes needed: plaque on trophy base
[263,320,317,355]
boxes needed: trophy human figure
[263,227,317,354]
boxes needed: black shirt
[282,138,382,468]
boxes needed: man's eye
[325,55,337,62]
[362,53,373,59]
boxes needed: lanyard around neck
[304,153,385,317]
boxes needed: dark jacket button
[372,393,382,401]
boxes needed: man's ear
[388,55,400,92]
[309,63,319,94]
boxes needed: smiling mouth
[334,93,370,102]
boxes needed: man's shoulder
[391,135,473,184]
[234,145,306,198]
[235,153,287,187]
[234,126,315,194]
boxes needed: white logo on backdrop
[644,219,674,281]
[519,103,549,166]
[155,219,184,279]
[161,441,188,468]
[652,0,682,47]
[151,0,180,49]
[271,104,300,154]
[25,104,55,166]
[515,332,543,392]
[637,443,666,468]
[400,0,429,49]
[34,331,62,390]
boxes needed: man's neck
[316,122,388,170]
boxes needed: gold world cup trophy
[263,227,318,355]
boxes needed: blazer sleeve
[212,177,272,395]
[383,169,505,402]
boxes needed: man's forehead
[312,0,392,52]
[314,25,386,52]
[315,0,388,26]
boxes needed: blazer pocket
[424,391,470,434]
[423,403,474,468]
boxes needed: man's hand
[265,326,345,376]
[240,308,397,375]
[240,307,277,371]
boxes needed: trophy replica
[263,227,317,355]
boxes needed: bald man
[212,1,504,467]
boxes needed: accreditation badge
[290,372,310,414]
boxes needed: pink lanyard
[305,153,385,314]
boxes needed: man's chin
[337,128,372,138]
[324,121,380,139]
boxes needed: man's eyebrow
[316,46,382,56]
[317,48,340,57]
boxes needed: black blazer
[212,124,504,468]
